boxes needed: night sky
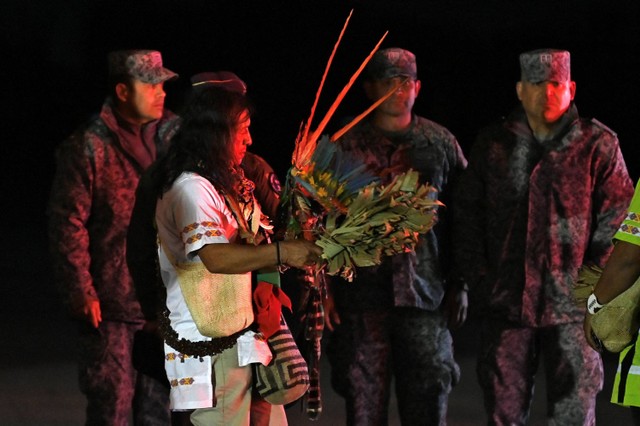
[3,0,640,361]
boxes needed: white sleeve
[172,175,238,259]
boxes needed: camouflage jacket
[333,115,467,312]
[453,104,633,326]
[48,100,178,322]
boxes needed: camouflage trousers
[327,307,460,426]
[477,319,603,426]
[78,321,171,426]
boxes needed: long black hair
[153,86,254,198]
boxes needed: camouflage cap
[366,47,417,80]
[190,71,247,95]
[108,49,178,84]
[519,48,571,83]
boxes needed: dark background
[6,0,640,222]
[2,0,640,422]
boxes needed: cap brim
[143,69,179,84]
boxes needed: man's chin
[543,110,562,123]
[145,112,163,122]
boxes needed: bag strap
[223,190,264,245]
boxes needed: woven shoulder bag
[253,315,309,405]
[174,260,254,338]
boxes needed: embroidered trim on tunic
[166,352,195,362]
[170,377,195,388]
[182,221,221,233]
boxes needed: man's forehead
[524,78,570,85]
[375,75,414,84]
[131,79,163,86]
[238,110,251,123]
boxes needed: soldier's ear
[115,83,130,103]
[569,81,576,101]
[516,81,523,101]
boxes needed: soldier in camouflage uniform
[323,47,468,426]
[48,50,179,426]
[453,48,633,425]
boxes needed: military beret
[519,48,570,83]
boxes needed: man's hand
[280,240,323,269]
[443,286,468,330]
[71,297,102,328]
[322,286,341,332]
[583,313,603,352]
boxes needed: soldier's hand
[70,295,102,328]
[84,299,102,328]
[322,287,341,332]
[443,287,468,330]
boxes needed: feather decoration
[290,136,379,212]
[286,135,442,280]
[290,11,388,173]
[279,10,386,241]
[279,11,441,281]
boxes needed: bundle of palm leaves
[282,136,440,281]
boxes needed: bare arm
[593,240,640,304]
[197,239,322,274]
[584,240,640,351]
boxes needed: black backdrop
[2,0,640,360]
[6,1,640,219]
